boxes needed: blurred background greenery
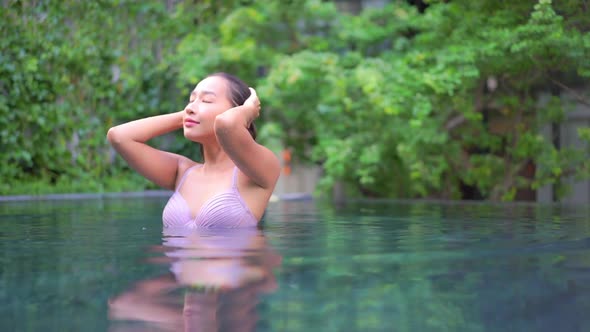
[1,0,589,201]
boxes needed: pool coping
[0,191,586,208]
[0,191,314,202]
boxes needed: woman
[107,73,280,228]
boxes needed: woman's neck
[201,142,234,171]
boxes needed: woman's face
[183,76,233,141]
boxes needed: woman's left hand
[243,88,261,122]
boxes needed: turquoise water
[1,197,590,331]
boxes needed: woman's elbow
[214,114,237,136]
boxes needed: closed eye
[189,90,217,103]
[188,98,213,104]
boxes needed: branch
[550,78,590,107]
[489,159,527,201]
[445,80,487,132]
[444,114,466,131]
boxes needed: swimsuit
[162,165,258,228]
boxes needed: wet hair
[208,72,257,140]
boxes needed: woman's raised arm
[214,89,280,190]
[107,111,192,190]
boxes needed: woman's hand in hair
[243,88,261,124]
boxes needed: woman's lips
[184,119,199,127]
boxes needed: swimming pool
[1,196,589,331]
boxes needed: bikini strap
[176,164,202,191]
[231,166,239,189]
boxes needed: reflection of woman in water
[109,227,281,331]
[107,73,280,228]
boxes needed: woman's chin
[183,131,205,143]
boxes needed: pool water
[1,197,589,331]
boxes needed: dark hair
[209,72,257,140]
[198,72,257,162]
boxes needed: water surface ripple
[0,198,589,331]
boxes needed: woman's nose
[184,103,196,114]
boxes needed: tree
[177,0,589,200]
[2,0,588,200]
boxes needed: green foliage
[1,0,589,200]
[251,0,590,200]
[1,0,184,194]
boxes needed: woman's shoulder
[176,157,203,179]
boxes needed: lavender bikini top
[162,165,258,228]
